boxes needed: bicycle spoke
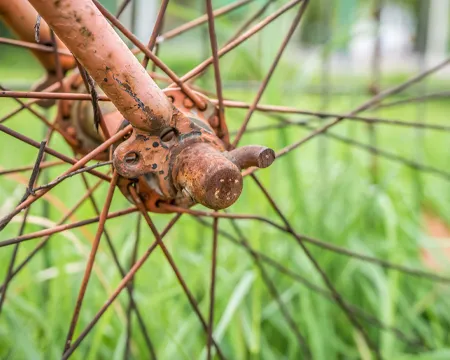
[159,204,450,284]
[115,0,132,18]
[124,215,142,360]
[32,161,112,192]
[223,0,274,46]
[0,207,137,248]
[92,0,206,110]
[62,214,181,359]
[63,171,119,352]
[0,178,105,293]
[206,0,228,144]
[157,0,253,43]
[129,188,227,360]
[0,123,112,181]
[232,0,309,147]
[373,91,450,110]
[273,57,450,161]
[141,0,169,69]
[194,217,424,349]
[0,207,31,316]
[0,36,71,55]
[0,90,109,101]
[78,174,156,360]
[0,85,71,141]
[250,174,382,359]
[207,217,219,360]
[175,0,302,85]
[242,57,450,177]
[229,218,311,358]
[0,125,130,230]
[219,100,450,132]
[247,114,450,182]
[0,160,65,176]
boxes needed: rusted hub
[113,88,275,212]
[52,80,275,212]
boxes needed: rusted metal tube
[0,0,75,72]
[227,145,275,170]
[172,143,243,210]
[27,0,172,132]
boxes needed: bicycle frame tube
[27,0,172,132]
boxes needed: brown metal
[0,0,74,71]
[28,0,172,133]
[0,0,75,107]
[23,0,276,212]
[227,145,275,169]
[113,88,274,211]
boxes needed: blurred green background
[1,0,450,359]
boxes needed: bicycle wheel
[1,0,450,359]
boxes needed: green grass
[1,8,450,359]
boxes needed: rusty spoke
[242,57,450,177]
[0,85,71,142]
[240,113,450,182]
[207,217,219,360]
[0,36,71,55]
[274,57,450,158]
[129,188,227,360]
[0,125,131,231]
[194,217,424,349]
[78,174,156,360]
[173,0,302,86]
[0,123,112,181]
[141,0,169,69]
[61,214,181,359]
[205,0,228,144]
[92,0,206,110]
[232,0,309,147]
[124,215,142,360]
[298,121,450,182]
[250,174,382,359]
[115,0,132,18]
[0,90,109,101]
[219,100,450,132]
[156,0,253,44]
[161,205,450,282]
[223,0,275,46]
[0,178,105,293]
[0,73,78,124]
[0,140,46,230]
[0,208,31,316]
[0,160,65,176]
[373,91,450,110]
[32,160,112,193]
[63,171,119,352]
[0,207,137,248]
[229,218,311,357]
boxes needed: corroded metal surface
[24,0,276,211]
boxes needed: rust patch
[80,26,93,39]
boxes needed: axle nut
[173,143,243,210]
